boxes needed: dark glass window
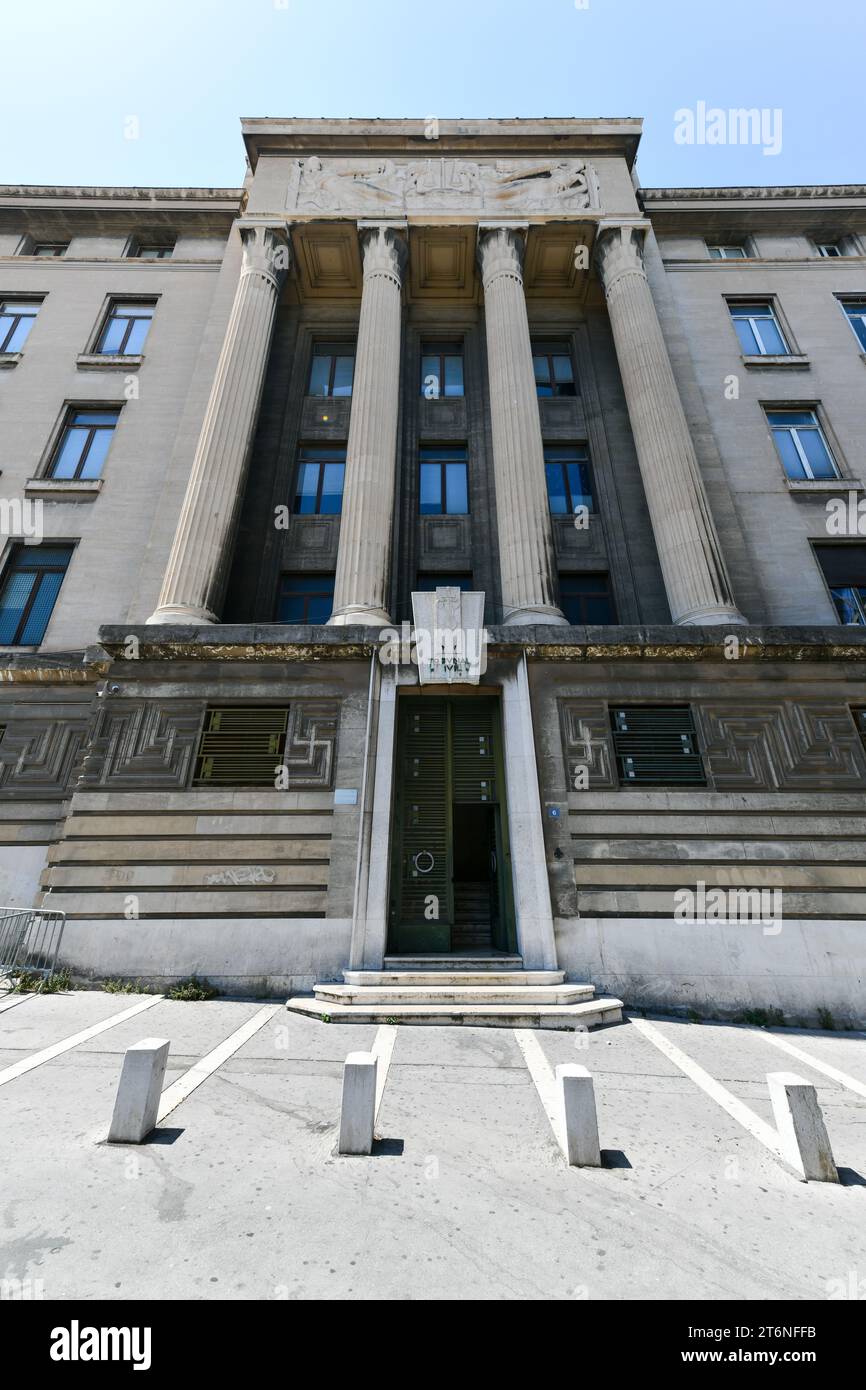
[544,445,594,515]
[814,544,866,625]
[841,299,866,351]
[276,574,335,624]
[0,300,41,353]
[415,574,473,592]
[0,544,72,646]
[308,343,355,397]
[611,706,706,787]
[96,301,155,355]
[419,447,469,515]
[32,243,67,258]
[421,342,464,399]
[293,446,345,515]
[135,245,174,260]
[708,244,747,260]
[49,408,120,480]
[559,574,614,624]
[532,341,577,397]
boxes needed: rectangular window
[841,298,866,352]
[708,244,747,260]
[0,300,41,353]
[307,343,355,398]
[419,446,469,515]
[729,301,790,356]
[611,706,706,787]
[0,544,72,646]
[814,545,866,625]
[193,707,289,786]
[767,409,839,481]
[415,574,473,592]
[421,342,464,399]
[559,574,614,624]
[532,341,577,397]
[293,445,345,515]
[49,408,120,481]
[544,444,594,516]
[276,574,335,624]
[134,244,174,260]
[96,301,155,355]
[32,243,67,258]
[816,242,843,258]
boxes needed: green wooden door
[388,697,516,954]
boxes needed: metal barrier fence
[0,908,66,986]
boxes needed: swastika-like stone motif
[0,716,90,797]
[559,700,617,788]
[283,701,339,788]
[79,701,205,789]
[695,703,866,790]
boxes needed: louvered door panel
[451,701,497,805]
[391,701,452,948]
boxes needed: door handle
[413,850,435,875]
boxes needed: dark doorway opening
[451,804,497,950]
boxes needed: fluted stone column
[147,221,290,625]
[595,224,746,626]
[477,225,567,627]
[328,222,407,627]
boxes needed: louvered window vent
[193,707,289,786]
[610,706,706,787]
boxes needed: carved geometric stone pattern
[283,701,339,788]
[559,700,617,788]
[79,701,205,789]
[0,716,91,797]
[695,702,866,790]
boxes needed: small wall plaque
[334,788,358,805]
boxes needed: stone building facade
[1,119,864,1022]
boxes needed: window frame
[275,573,336,625]
[419,445,470,517]
[838,297,866,352]
[728,299,791,357]
[531,340,578,398]
[92,297,157,357]
[543,443,595,516]
[0,542,74,647]
[765,406,840,482]
[47,406,121,482]
[420,341,465,399]
[707,243,748,260]
[306,342,355,398]
[558,572,615,625]
[31,242,68,258]
[0,297,42,353]
[812,544,866,626]
[292,444,346,516]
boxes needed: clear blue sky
[2,0,861,189]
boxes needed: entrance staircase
[286,956,623,1030]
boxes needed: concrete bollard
[767,1071,839,1183]
[108,1038,170,1144]
[338,1051,378,1155]
[556,1063,601,1167]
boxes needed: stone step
[316,982,593,1006]
[342,969,566,987]
[285,996,624,1031]
[384,954,524,971]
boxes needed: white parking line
[0,995,164,1088]
[757,1031,866,1100]
[629,1017,791,1169]
[513,1029,565,1155]
[156,1005,280,1125]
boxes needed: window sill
[76,353,143,371]
[786,478,864,494]
[24,477,104,500]
[0,352,22,369]
[742,354,810,370]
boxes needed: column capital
[357,221,408,287]
[237,220,292,290]
[594,220,651,296]
[476,223,529,287]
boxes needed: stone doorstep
[342,970,566,987]
[314,983,596,1006]
[284,996,624,1030]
